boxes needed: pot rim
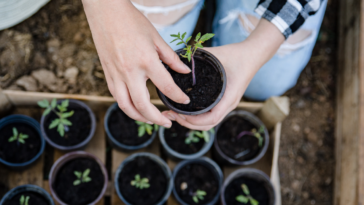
[0,184,55,205]
[48,151,108,205]
[0,114,45,168]
[157,48,227,115]
[40,99,96,151]
[214,110,270,165]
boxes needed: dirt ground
[0,0,337,204]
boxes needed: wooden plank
[0,88,13,116]
[7,155,44,188]
[359,0,364,204]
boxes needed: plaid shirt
[255,0,323,39]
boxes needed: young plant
[236,184,259,205]
[38,98,74,137]
[131,174,150,189]
[135,121,159,137]
[185,128,215,144]
[20,195,29,205]
[170,32,215,86]
[8,127,28,144]
[236,126,265,147]
[191,189,206,203]
[73,168,92,186]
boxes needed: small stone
[295,99,305,108]
[15,76,38,91]
[297,156,305,164]
[59,44,76,59]
[180,182,188,191]
[307,132,318,142]
[31,69,57,91]
[304,127,311,135]
[302,192,309,199]
[47,38,61,53]
[64,57,74,67]
[80,59,94,72]
[325,177,332,185]
[304,110,311,117]
[291,180,300,190]
[292,124,300,132]
[64,67,79,84]
[73,32,83,43]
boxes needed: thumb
[155,39,191,74]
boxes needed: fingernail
[168,113,176,120]
[146,121,153,124]
[184,64,191,72]
[183,99,190,104]
[178,114,186,120]
[163,123,171,128]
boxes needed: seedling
[8,127,28,144]
[135,121,159,137]
[73,168,92,186]
[191,189,206,203]
[38,98,74,137]
[131,174,150,189]
[20,195,29,205]
[236,184,259,205]
[170,32,215,86]
[236,126,265,147]
[185,128,215,144]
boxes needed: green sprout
[236,125,265,147]
[20,195,29,205]
[8,127,28,144]
[192,189,206,203]
[73,168,92,186]
[135,121,159,137]
[38,98,74,137]
[170,32,215,86]
[185,128,215,144]
[236,184,259,205]
[131,174,150,189]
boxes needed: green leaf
[200,33,215,42]
[12,127,18,137]
[195,43,203,48]
[51,98,57,109]
[131,181,136,186]
[61,111,74,118]
[182,32,186,40]
[259,137,263,147]
[193,196,198,203]
[236,195,249,203]
[135,121,144,125]
[194,131,204,138]
[195,32,201,42]
[170,38,179,43]
[197,190,206,196]
[25,196,29,205]
[203,131,209,143]
[135,174,140,180]
[18,138,25,144]
[37,99,49,108]
[177,41,184,45]
[83,177,92,183]
[154,124,159,131]
[58,123,65,137]
[209,128,215,134]
[250,198,259,205]
[187,53,191,62]
[74,171,82,178]
[138,126,145,137]
[259,125,265,133]
[20,134,29,139]
[61,119,72,126]
[145,124,153,135]
[61,99,69,108]
[185,138,191,144]
[192,137,199,143]
[49,119,60,129]
[170,34,178,37]
[143,183,150,189]
[57,105,65,112]
[178,32,180,37]
[8,136,16,142]
[186,36,192,44]
[43,107,51,116]
[20,195,25,205]
[73,179,81,186]
[242,184,250,195]
[83,169,90,178]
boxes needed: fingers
[148,61,190,105]
[162,111,214,131]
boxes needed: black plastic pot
[221,168,275,205]
[40,99,96,151]
[0,184,55,205]
[0,114,45,169]
[104,103,157,151]
[157,48,226,115]
[172,157,223,205]
[213,110,269,166]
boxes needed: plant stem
[192,56,196,86]
[236,131,254,140]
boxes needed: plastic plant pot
[48,151,108,205]
[0,114,45,169]
[104,103,157,151]
[114,152,173,205]
[158,126,215,160]
[213,110,269,166]
[40,99,96,151]
[157,48,227,115]
[0,184,55,205]
[221,168,276,205]
[172,157,223,205]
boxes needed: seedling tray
[0,89,289,205]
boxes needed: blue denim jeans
[156,0,327,101]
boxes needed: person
[81,0,326,130]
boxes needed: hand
[162,19,285,130]
[82,0,191,128]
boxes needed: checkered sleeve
[255,0,323,39]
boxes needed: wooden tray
[0,89,289,205]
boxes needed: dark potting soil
[224,177,270,205]
[217,116,263,161]
[0,123,41,163]
[3,192,49,205]
[108,108,152,146]
[118,156,167,205]
[164,122,204,154]
[165,56,223,112]
[44,105,91,146]
[175,163,218,204]
[53,158,105,205]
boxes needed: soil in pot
[53,158,105,205]
[165,56,223,112]
[224,177,270,205]
[44,105,91,146]
[164,122,204,154]
[3,192,49,205]
[217,116,263,161]
[0,123,41,163]
[118,156,167,205]
[108,108,152,146]
[175,163,218,204]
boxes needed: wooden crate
[0,89,289,205]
